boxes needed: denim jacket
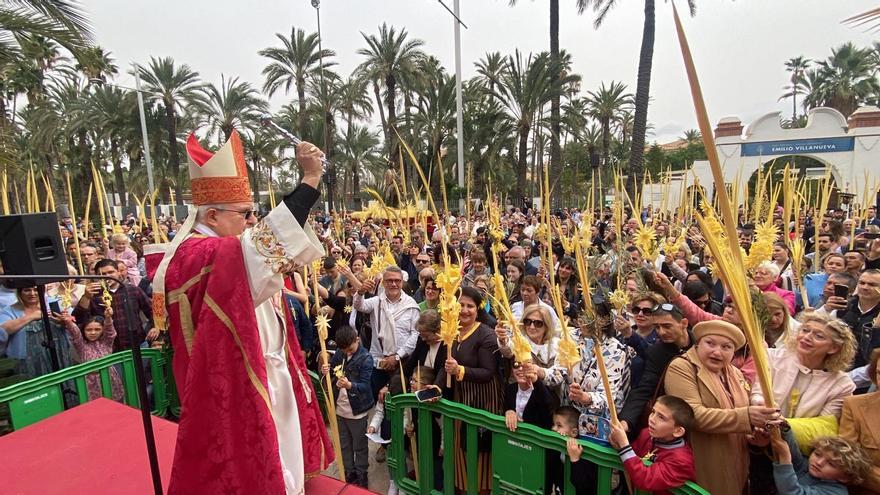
[328,345,375,415]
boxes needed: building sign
[741,137,854,157]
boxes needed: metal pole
[454,0,465,214]
[134,67,155,195]
[312,0,331,214]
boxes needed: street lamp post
[453,0,465,214]
[91,69,155,197]
[134,67,156,195]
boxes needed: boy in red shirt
[570,395,696,494]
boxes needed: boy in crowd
[771,432,871,495]
[321,325,374,488]
[604,395,696,494]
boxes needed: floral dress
[550,330,633,444]
[63,317,123,401]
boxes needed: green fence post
[465,422,478,493]
[416,406,434,494]
[442,413,455,495]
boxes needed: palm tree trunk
[386,74,398,163]
[626,0,655,201]
[549,0,562,194]
[297,79,308,137]
[516,124,529,204]
[373,78,388,146]
[352,160,362,209]
[164,102,183,203]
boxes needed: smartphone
[415,387,441,402]
[833,284,850,299]
[862,232,880,240]
[49,300,61,314]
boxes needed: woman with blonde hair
[496,304,560,395]
[749,310,857,492]
[762,291,799,348]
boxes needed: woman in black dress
[438,286,502,494]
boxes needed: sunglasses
[654,303,684,317]
[416,259,431,264]
[521,318,545,329]
[214,207,255,220]
[631,306,655,315]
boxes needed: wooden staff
[312,266,346,481]
[65,172,85,275]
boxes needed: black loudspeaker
[0,213,68,288]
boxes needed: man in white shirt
[352,265,420,397]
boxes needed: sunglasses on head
[521,318,545,329]
[654,303,684,317]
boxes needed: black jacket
[403,338,448,381]
[837,296,880,368]
[618,331,695,431]
[503,380,554,430]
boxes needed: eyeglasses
[631,306,655,315]
[214,207,255,220]
[521,318,545,329]
[384,279,403,285]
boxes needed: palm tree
[197,74,268,143]
[336,74,373,137]
[578,0,696,198]
[474,51,508,97]
[586,81,632,170]
[259,27,336,137]
[85,84,138,207]
[356,23,426,162]
[137,57,204,201]
[337,124,381,207]
[75,45,117,83]
[681,129,701,145]
[780,56,811,127]
[804,43,879,117]
[493,50,556,201]
[0,0,92,65]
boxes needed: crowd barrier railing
[0,348,170,430]
[386,394,709,495]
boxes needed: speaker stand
[35,284,62,374]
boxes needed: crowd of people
[1,199,880,495]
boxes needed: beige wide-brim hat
[692,320,746,350]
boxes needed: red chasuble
[164,235,332,494]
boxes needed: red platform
[0,398,374,494]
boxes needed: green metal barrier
[0,348,170,431]
[386,394,709,495]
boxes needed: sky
[82,0,879,144]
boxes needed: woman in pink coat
[752,261,796,314]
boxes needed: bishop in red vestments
[149,130,332,495]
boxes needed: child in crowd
[605,395,696,495]
[57,306,122,401]
[547,405,582,495]
[321,325,374,488]
[771,431,871,495]
[105,233,140,286]
[504,363,554,432]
